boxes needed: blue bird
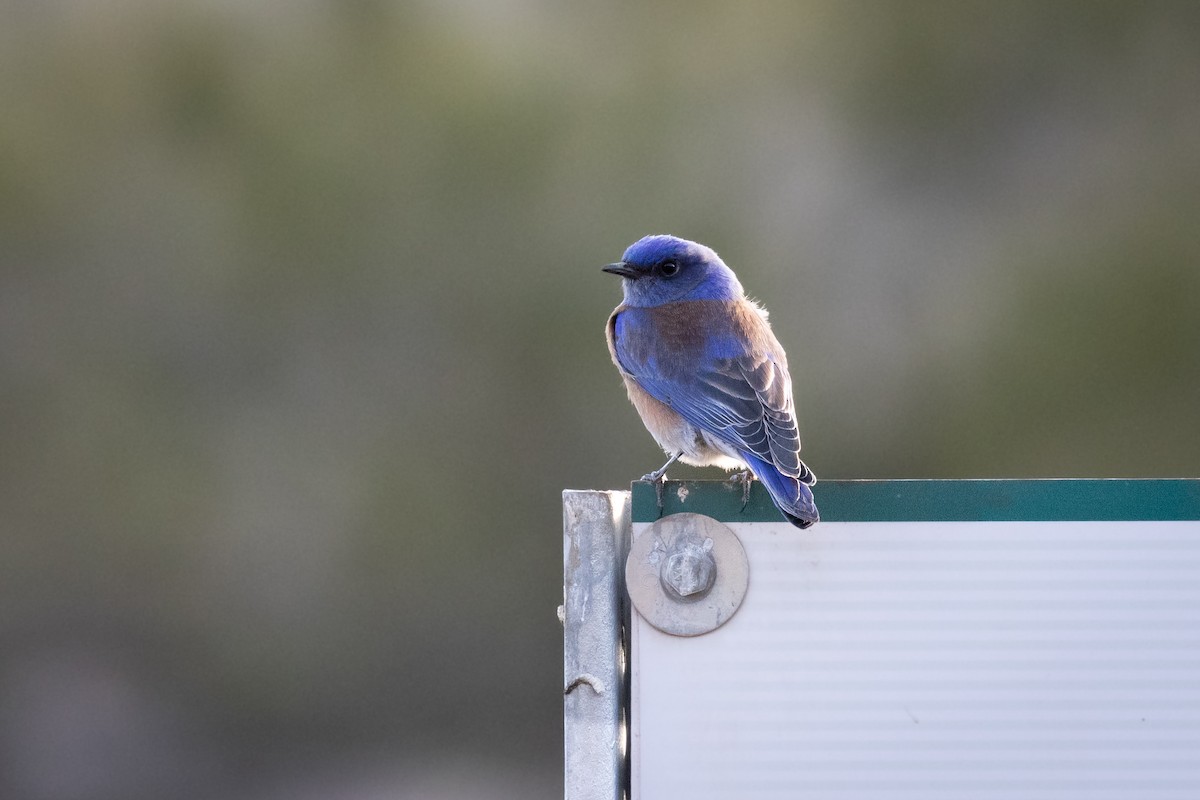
[603,234,819,528]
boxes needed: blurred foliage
[0,1,1197,798]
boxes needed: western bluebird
[603,234,819,528]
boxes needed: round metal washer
[626,513,750,637]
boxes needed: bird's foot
[727,470,755,510]
[639,470,668,510]
[640,453,681,510]
[640,452,680,484]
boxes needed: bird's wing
[697,352,813,484]
[612,308,814,486]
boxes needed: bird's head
[602,234,744,307]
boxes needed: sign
[626,480,1200,800]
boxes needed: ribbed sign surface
[630,480,1200,800]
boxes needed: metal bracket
[562,490,629,800]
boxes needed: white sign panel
[628,481,1200,800]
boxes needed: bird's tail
[741,452,820,529]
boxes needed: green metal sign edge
[630,479,1200,524]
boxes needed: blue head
[602,235,745,307]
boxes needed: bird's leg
[727,470,755,510]
[641,453,681,510]
[641,452,680,483]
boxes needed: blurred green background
[1,1,1198,798]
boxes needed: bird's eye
[659,260,680,277]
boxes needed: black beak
[602,261,642,279]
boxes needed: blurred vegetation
[0,1,1197,798]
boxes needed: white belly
[624,376,747,471]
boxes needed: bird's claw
[639,469,668,510]
[640,453,681,511]
[727,470,754,511]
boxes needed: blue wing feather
[612,303,817,525]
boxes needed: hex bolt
[628,513,749,636]
[659,536,717,601]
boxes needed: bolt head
[661,546,716,600]
[627,513,749,636]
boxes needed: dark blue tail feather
[741,452,820,529]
